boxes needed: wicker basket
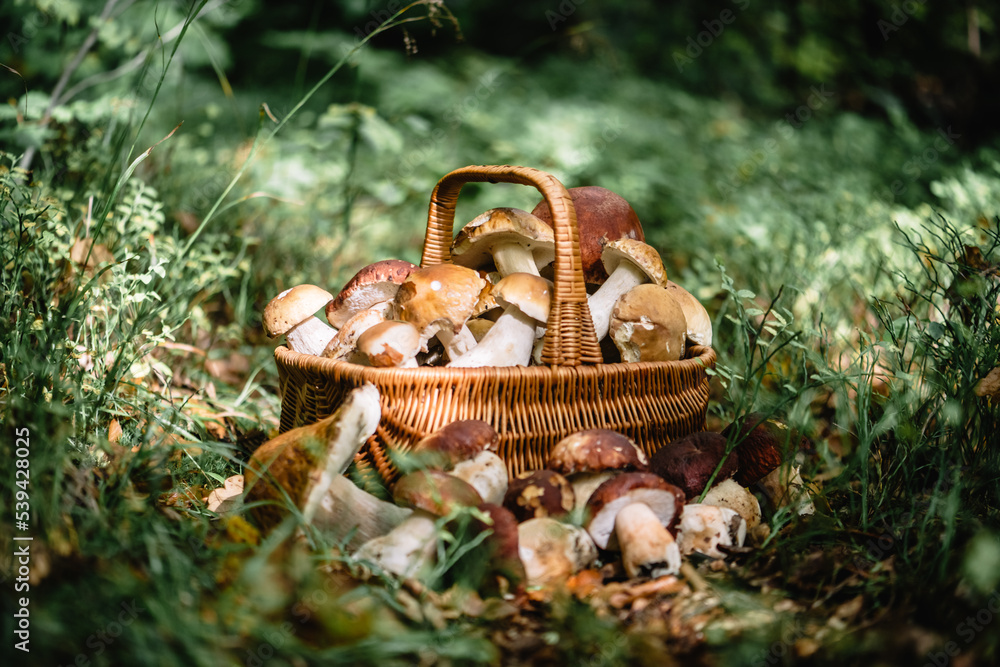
[275,165,715,481]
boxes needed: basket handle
[420,164,603,367]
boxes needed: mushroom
[448,273,552,368]
[665,281,713,348]
[584,472,686,551]
[411,420,508,504]
[503,469,575,522]
[446,503,526,594]
[451,208,555,277]
[546,429,649,511]
[263,284,336,356]
[700,478,761,530]
[648,431,739,500]
[326,259,418,328]
[393,264,487,361]
[352,470,482,580]
[321,302,391,362]
[722,414,815,516]
[587,239,667,341]
[356,320,422,368]
[676,504,747,559]
[517,517,598,587]
[243,385,411,550]
[609,283,688,362]
[615,502,682,578]
[530,185,645,285]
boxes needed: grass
[3,1,1000,664]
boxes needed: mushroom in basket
[263,284,336,356]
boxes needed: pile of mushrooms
[224,384,813,594]
[262,187,713,368]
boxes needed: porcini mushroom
[665,281,713,348]
[547,429,649,510]
[263,284,336,356]
[676,504,747,559]
[321,302,391,362]
[356,320,422,368]
[448,273,552,368]
[615,502,682,578]
[517,517,598,587]
[531,186,645,284]
[394,264,487,361]
[412,420,508,504]
[584,472,685,551]
[244,385,411,549]
[609,283,688,362]
[503,469,575,522]
[587,239,667,341]
[451,208,555,277]
[326,259,418,328]
[648,431,739,500]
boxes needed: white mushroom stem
[517,517,598,587]
[451,451,508,504]
[352,512,437,579]
[286,317,337,356]
[757,464,815,516]
[428,323,478,361]
[587,262,649,341]
[323,305,390,361]
[312,476,413,551]
[615,503,681,578]
[701,478,762,530]
[492,242,542,277]
[567,471,616,511]
[676,504,747,559]
[448,305,536,368]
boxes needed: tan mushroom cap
[394,264,488,335]
[492,273,553,323]
[531,186,645,284]
[610,284,687,362]
[665,281,713,347]
[263,284,334,337]
[547,429,649,475]
[414,419,500,469]
[356,320,421,367]
[601,238,667,287]
[326,259,419,328]
[451,208,555,271]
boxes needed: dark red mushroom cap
[547,429,649,475]
[530,186,644,284]
[392,470,483,516]
[721,413,799,487]
[413,419,500,470]
[585,472,686,550]
[503,469,575,522]
[326,259,419,328]
[648,431,739,499]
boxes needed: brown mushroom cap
[451,208,555,273]
[394,264,488,335]
[665,281,713,348]
[263,284,334,337]
[503,469,575,522]
[609,284,687,362]
[326,259,418,328]
[721,413,798,487]
[530,186,645,284]
[413,420,500,469]
[601,238,667,288]
[547,429,649,475]
[649,431,739,499]
[492,273,553,323]
[392,469,483,516]
[585,472,686,550]
[459,503,526,592]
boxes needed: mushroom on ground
[451,208,555,277]
[352,470,482,580]
[446,503,526,595]
[504,469,575,522]
[615,502,682,578]
[448,273,552,368]
[321,302,391,362]
[587,239,668,341]
[356,320,422,368]
[676,504,747,559]
[609,283,688,362]
[263,284,336,356]
[531,186,645,285]
[517,517,598,587]
[665,281,713,348]
[326,259,418,329]
[243,385,410,550]
[393,264,487,361]
[547,429,649,511]
[648,431,739,500]
[584,472,686,550]
[411,420,508,504]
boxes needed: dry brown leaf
[108,418,123,443]
[974,366,1000,398]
